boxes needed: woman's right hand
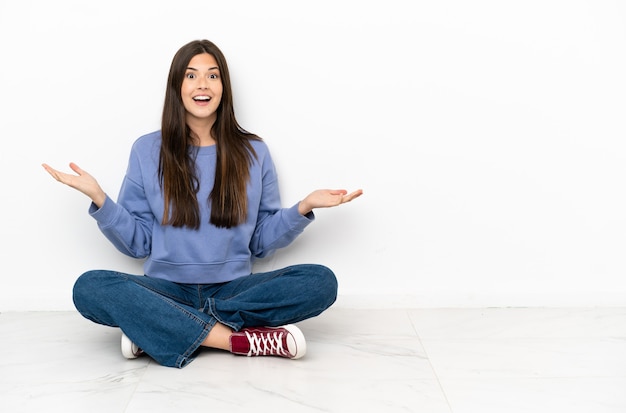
[42,162,107,208]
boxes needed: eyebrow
[186,66,219,71]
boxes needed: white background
[1,0,625,310]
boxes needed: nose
[198,76,209,89]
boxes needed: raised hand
[42,162,107,208]
[298,189,363,215]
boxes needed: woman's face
[181,53,223,125]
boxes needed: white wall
[1,0,625,310]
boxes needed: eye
[185,73,196,79]
[209,73,219,79]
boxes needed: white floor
[1,306,625,413]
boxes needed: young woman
[42,39,362,368]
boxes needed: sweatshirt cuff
[88,195,118,226]
[288,202,315,227]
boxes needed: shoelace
[245,330,288,357]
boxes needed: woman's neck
[187,119,216,146]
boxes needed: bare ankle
[201,322,233,351]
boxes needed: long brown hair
[160,40,260,229]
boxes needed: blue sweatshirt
[89,131,314,284]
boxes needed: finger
[342,189,363,203]
[69,162,84,175]
[42,163,61,181]
[42,163,56,174]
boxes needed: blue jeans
[72,264,338,368]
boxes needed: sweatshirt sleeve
[88,147,155,258]
[248,147,315,258]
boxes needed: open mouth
[193,96,211,102]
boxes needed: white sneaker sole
[121,332,142,359]
[282,324,306,359]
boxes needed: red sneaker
[229,324,306,359]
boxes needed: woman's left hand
[298,189,363,215]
